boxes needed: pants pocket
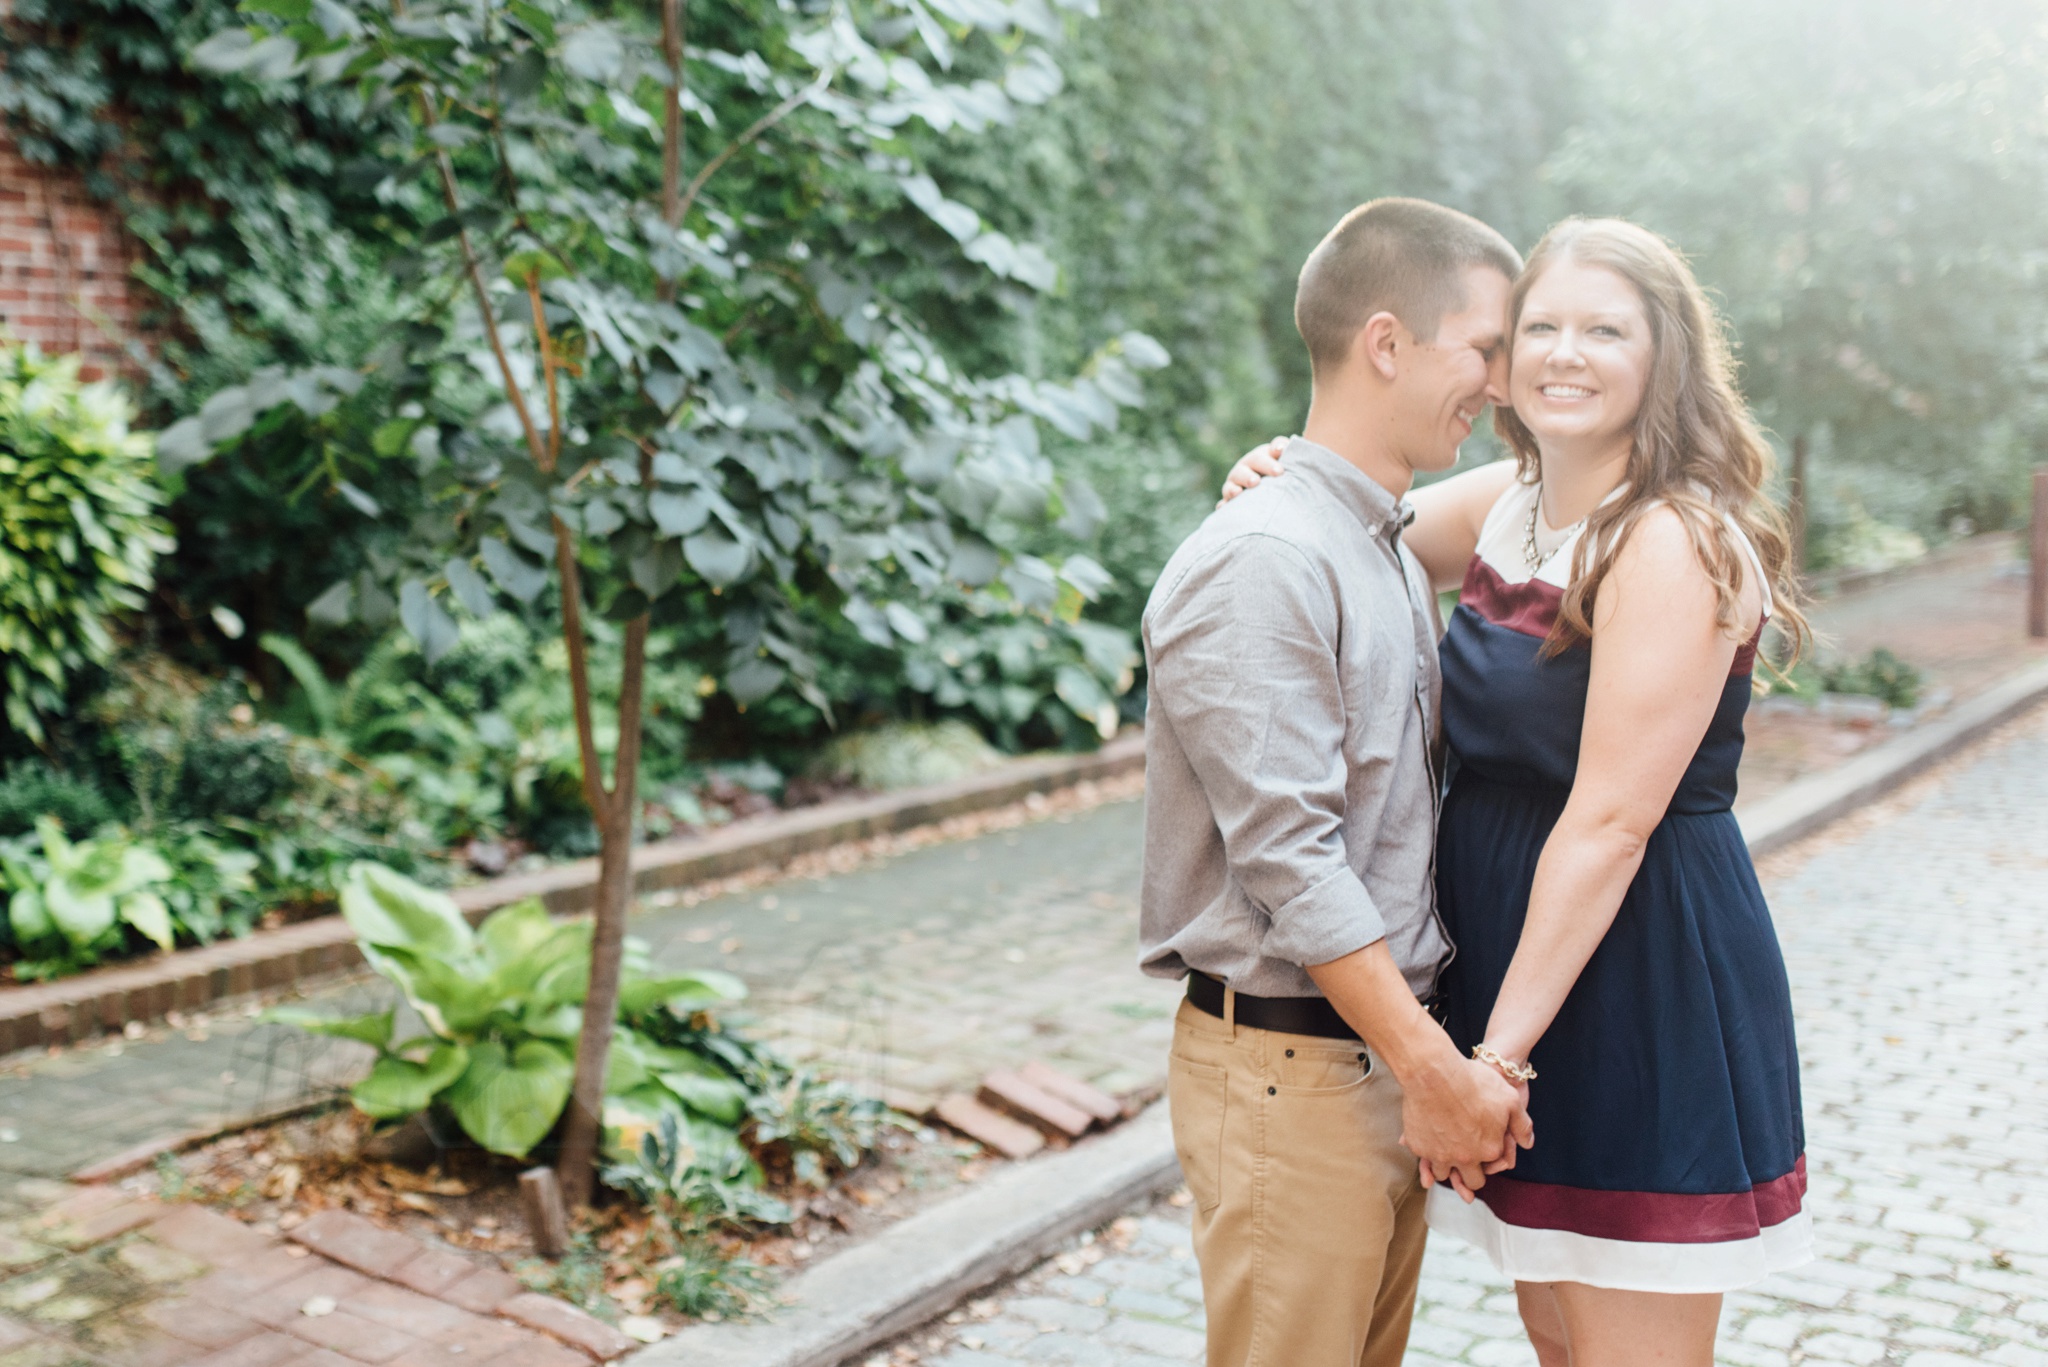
[1168,1053,1227,1214]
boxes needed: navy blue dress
[1423,481,1811,1292]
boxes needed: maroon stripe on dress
[1459,556,1563,640]
[1461,556,1769,680]
[1732,622,1764,676]
[1475,1156,1808,1245]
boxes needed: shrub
[0,342,174,742]
[0,817,255,979]
[0,761,119,838]
[811,721,1005,793]
[273,863,761,1162]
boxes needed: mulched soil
[143,1102,999,1328]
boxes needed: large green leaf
[477,896,554,968]
[491,920,592,1002]
[339,861,474,958]
[110,845,173,897]
[519,1003,583,1040]
[523,930,594,1009]
[617,968,748,1016]
[117,890,174,952]
[445,1039,575,1157]
[376,944,497,1038]
[264,1006,396,1049]
[655,1070,750,1125]
[352,1043,470,1120]
[604,1029,653,1095]
[42,876,115,945]
[6,887,53,946]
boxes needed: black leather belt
[1185,972,1360,1041]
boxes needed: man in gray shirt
[1141,199,1532,1367]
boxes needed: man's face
[1396,267,1511,473]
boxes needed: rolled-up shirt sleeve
[1144,533,1386,968]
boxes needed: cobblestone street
[891,705,2048,1367]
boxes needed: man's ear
[1353,311,1404,382]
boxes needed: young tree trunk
[554,561,652,1209]
[553,0,685,1214]
[556,791,637,1209]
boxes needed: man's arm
[1308,943,1532,1192]
[1146,536,1529,1187]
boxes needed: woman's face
[1508,257,1653,454]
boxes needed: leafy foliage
[0,816,256,979]
[274,862,756,1159]
[0,342,174,742]
[1546,0,2048,545]
[0,760,120,839]
[177,0,1155,726]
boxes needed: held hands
[1400,1052,1534,1203]
[1216,438,1290,507]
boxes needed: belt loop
[1222,984,1237,1036]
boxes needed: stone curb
[0,734,1146,1060]
[1739,656,2048,856]
[629,1105,1180,1367]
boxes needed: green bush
[1824,649,1925,711]
[273,863,762,1162]
[0,342,174,742]
[0,817,256,979]
[0,761,119,839]
[812,721,1005,793]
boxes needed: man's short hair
[1294,198,1522,374]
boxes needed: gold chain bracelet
[1472,1043,1537,1083]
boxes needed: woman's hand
[1216,438,1290,507]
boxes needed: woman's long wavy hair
[1493,217,1809,665]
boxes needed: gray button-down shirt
[1139,437,1450,999]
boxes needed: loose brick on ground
[389,1243,487,1299]
[282,1304,422,1362]
[287,1208,425,1279]
[485,1337,598,1367]
[436,1265,525,1315]
[146,1205,274,1264]
[139,1295,263,1350]
[239,1261,376,1329]
[498,1291,636,1361]
[186,1330,311,1367]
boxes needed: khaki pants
[1167,997,1427,1367]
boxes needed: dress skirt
[1428,773,1812,1293]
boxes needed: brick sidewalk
[887,705,2048,1367]
[0,1191,632,1365]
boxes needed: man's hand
[1305,942,1533,1200]
[1405,1061,1533,1200]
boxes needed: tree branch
[414,90,549,472]
[527,274,564,472]
[552,518,611,813]
[675,69,832,225]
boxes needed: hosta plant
[0,817,257,979]
[274,862,761,1166]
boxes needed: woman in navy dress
[1223,218,1812,1366]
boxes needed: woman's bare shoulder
[1607,503,1763,625]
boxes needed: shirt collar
[1282,436,1413,540]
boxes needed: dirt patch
[141,1103,1013,1329]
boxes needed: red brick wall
[0,131,138,379]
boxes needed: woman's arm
[1479,508,1761,1065]
[1219,442,1520,590]
[1404,460,1520,591]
